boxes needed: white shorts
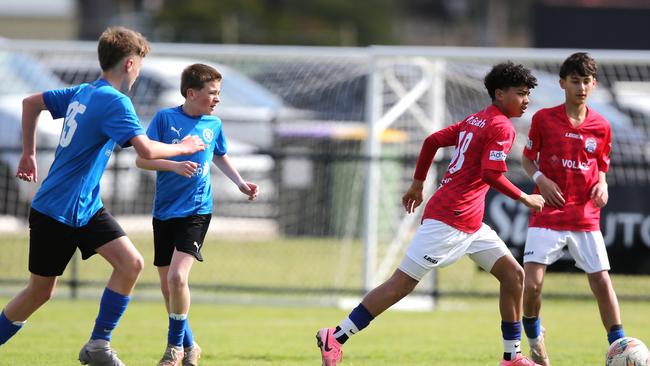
[399,219,511,281]
[523,227,610,273]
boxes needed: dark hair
[559,52,597,79]
[484,61,537,100]
[97,26,150,71]
[180,63,222,98]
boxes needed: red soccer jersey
[417,105,516,233]
[524,104,612,231]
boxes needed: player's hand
[536,175,565,208]
[180,135,206,154]
[172,161,199,178]
[402,180,424,214]
[590,181,608,208]
[520,193,545,213]
[239,182,259,201]
[16,154,37,182]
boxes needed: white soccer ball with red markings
[606,337,650,366]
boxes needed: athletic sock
[91,287,130,341]
[608,324,625,345]
[522,316,541,341]
[501,321,522,361]
[0,311,25,346]
[333,304,374,344]
[183,321,195,348]
[168,313,187,347]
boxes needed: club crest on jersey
[489,150,507,161]
[585,137,597,153]
[202,129,214,143]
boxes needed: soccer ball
[606,337,650,366]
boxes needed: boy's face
[495,86,530,118]
[560,74,596,105]
[187,80,221,116]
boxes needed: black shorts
[152,214,211,267]
[28,207,127,277]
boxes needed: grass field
[1,234,649,365]
[0,296,649,365]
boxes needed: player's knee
[524,277,543,297]
[131,253,145,275]
[167,271,187,290]
[29,286,55,305]
[505,265,525,290]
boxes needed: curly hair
[97,26,150,71]
[484,61,538,100]
[559,52,597,79]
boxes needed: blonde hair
[97,26,150,71]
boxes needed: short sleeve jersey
[146,106,227,220]
[524,104,611,231]
[32,79,145,227]
[423,105,516,233]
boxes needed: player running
[521,52,624,366]
[135,63,258,366]
[0,26,205,366]
[316,61,544,366]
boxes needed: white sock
[334,317,359,338]
[169,313,188,321]
[503,339,521,358]
[528,334,542,346]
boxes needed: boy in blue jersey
[135,63,258,366]
[0,27,205,366]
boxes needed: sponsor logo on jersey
[465,116,486,128]
[489,150,507,161]
[202,129,214,143]
[585,137,597,153]
[171,126,183,137]
[561,158,590,171]
[523,251,534,256]
[565,132,582,140]
[171,138,180,144]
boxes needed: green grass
[1,233,650,364]
[0,297,649,365]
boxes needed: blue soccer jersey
[147,106,227,220]
[32,79,145,227]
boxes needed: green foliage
[154,0,395,45]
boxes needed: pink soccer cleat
[316,328,343,366]
[499,353,542,366]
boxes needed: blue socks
[91,288,130,341]
[501,321,522,361]
[333,304,375,344]
[168,313,187,347]
[523,316,541,339]
[183,322,195,348]
[608,324,625,345]
[0,311,24,346]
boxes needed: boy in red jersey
[316,62,545,366]
[521,52,624,366]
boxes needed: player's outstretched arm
[16,93,48,183]
[481,169,544,212]
[135,157,198,178]
[522,155,565,207]
[212,154,258,201]
[130,134,205,160]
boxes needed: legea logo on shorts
[423,255,438,264]
[489,150,507,161]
